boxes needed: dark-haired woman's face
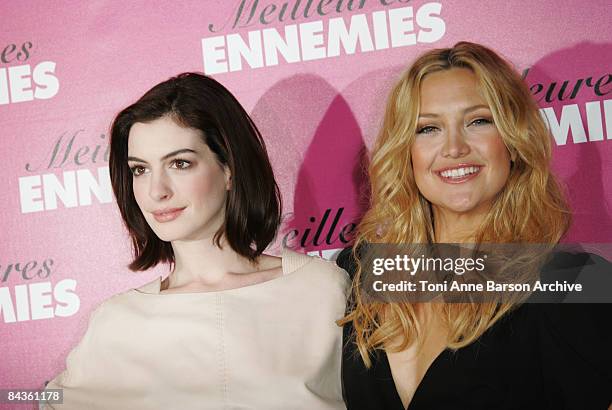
[411,68,511,220]
[127,116,230,242]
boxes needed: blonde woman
[337,42,612,409]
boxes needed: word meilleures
[202,2,445,74]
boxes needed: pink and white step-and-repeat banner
[1,0,610,397]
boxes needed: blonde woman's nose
[441,126,470,158]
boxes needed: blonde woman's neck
[432,206,487,243]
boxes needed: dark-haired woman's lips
[434,165,483,184]
[152,207,186,222]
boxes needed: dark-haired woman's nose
[149,171,173,201]
[441,126,470,158]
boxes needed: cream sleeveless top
[44,249,349,409]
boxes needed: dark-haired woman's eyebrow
[127,148,198,164]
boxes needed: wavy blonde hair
[341,42,571,367]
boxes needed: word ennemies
[0,258,81,324]
[19,166,112,213]
[0,280,79,323]
[1,41,59,105]
[539,98,611,146]
[202,3,445,74]
[522,69,611,145]
[20,131,112,213]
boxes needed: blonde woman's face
[410,68,511,219]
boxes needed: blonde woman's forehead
[418,68,490,115]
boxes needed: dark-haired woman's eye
[129,165,146,177]
[171,159,192,170]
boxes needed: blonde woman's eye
[172,159,192,169]
[470,118,492,126]
[417,126,438,135]
[129,165,146,177]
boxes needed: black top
[337,248,612,410]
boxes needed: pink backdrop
[1,0,611,400]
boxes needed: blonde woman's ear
[509,148,517,163]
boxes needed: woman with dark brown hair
[44,73,349,409]
[337,42,612,409]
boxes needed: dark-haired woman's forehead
[127,117,210,164]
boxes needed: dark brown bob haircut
[109,73,281,271]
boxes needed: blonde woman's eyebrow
[463,104,490,114]
[418,104,490,119]
[418,113,439,118]
[127,148,198,164]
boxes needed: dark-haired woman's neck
[164,235,281,293]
